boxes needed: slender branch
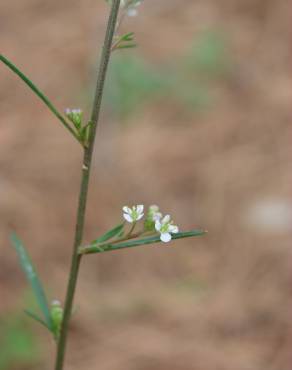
[79,230,207,255]
[126,221,137,237]
[0,54,81,144]
[54,1,121,370]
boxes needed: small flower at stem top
[144,204,162,231]
[155,214,179,243]
[148,205,162,221]
[123,205,144,223]
[65,108,83,129]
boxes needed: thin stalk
[126,221,137,237]
[79,230,207,255]
[0,54,81,144]
[54,1,121,370]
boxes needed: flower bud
[51,300,63,339]
[65,108,83,129]
[144,205,162,231]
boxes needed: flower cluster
[65,108,92,145]
[65,108,83,129]
[123,204,179,243]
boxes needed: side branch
[0,54,81,144]
[79,230,207,255]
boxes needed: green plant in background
[105,54,166,117]
[0,1,206,369]
[0,313,39,370]
[104,29,230,118]
[186,29,230,77]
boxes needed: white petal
[123,213,133,223]
[162,214,170,224]
[136,213,144,221]
[155,220,162,231]
[153,212,162,221]
[169,225,179,233]
[136,205,144,214]
[160,233,171,243]
[123,206,131,214]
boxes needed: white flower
[148,205,162,221]
[123,205,144,223]
[120,0,142,17]
[155,214,179,243]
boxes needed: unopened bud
[51,300,63,339]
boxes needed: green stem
[54,1,121,370]
[126,221,137,237]
[79,230,207,255]
[0,54,81,144]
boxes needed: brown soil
[0,0,291,369]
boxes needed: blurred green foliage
[186,30,230,77]
[0,313,40,370]
[105,54,164,117]
[104,29,231,119]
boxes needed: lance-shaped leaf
[116,43,137,50]
[112,32,137,51]
[80,121,93,144]
[81,229,206,255]
[92,223,124,244]
[10,233,53,331]
[120,32,135,42]
[0,54,80,144]
[24,309,52,331]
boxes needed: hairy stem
[54,1,121,369]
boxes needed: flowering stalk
[3,1,207,369]
[79,230,207,255]
[54,1,121,369]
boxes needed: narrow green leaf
[117,229,124,237]
[81,229,206,255]
[24,309,52,331]
[10,233,52,330]
[92,223,124,244]
[80,121,92,142]
[0,54,81,144]
[117,43,137,50]
[121,32,134,41]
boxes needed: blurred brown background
[1,0,292,369]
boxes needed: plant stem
[79,230,207,255]
[126,222,137,237]
[54,1,121,369]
